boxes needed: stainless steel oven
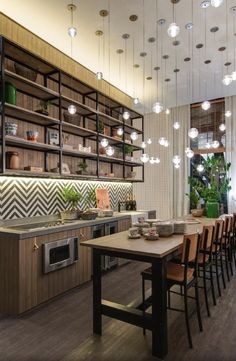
[43,237,78,274]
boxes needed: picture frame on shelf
[48,130,59,146]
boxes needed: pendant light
[188,128,199,139]
[147,138,152,145]
[67,3,77,38]
[219,123,226,131]
[167,1,180,38]
[197,164,204,172]
[130,131,138,141]
[166,108,170,115]
[201,9,211,111]
[123,111,130,120]
[212,140,220,148]
[172,155,181,166]
[141,141,146,149]
[173,55,180,130]
[132,39,140,105]
[201,100,211,110]
[206,142,211,149]
[117,127,124,136]
[225,110,231,117]
[68,104,77,115]
[100,138,109,148]
[185,147,194,158]
[106,146,115,156]
[149,157,156,164]
[140,154,149,163]
[153,8,163,114]
[95,28,103,80]
[122,33,130,120]
[222,0,232,86]
[211,0,224,7]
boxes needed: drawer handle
[33,241,39,251]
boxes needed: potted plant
[188,156,231,218]
[77,162,88,175]
[60,186,82,220]
[81,189,98,220]
[185,189,202,217]
[124,144,134,161]
[35,100,51,116]
[97,120,105,134]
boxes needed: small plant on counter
[60,186,82,220]
[84,189,97,209]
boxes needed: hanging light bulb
[172,155,181,166]
[219,123,226,132]
[106,146,115,156]
[211,0,224,7]
[149,157,156,164]
[159,137,166,146]
[231,71,236,81]
[173,121,180,130]
[141,141,146,149]
[197,164,204,172]
[100,138,109,148]
[165,108,170,115]
[225,110,231,118]
[164,140,169,147]
[68,26,77,38]
[96,71,103,80]
[133,97,140,105]
[140,154,149,163]
[152,102,163,114]
[222,74,233,86]
[167,23,180,38]
[201,100,211,110]
[188,128,199,139]
[186,149,194,158]
[117,127,124,136]
[68,104,77,115]
[123,111,130,120]
[212,140,220,148]
[130,131,138,141]
[147,138,152,145]
[206,142,211,149]
[155,157,160,164]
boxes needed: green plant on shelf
[36,100,51,116]
[77,162,88,175]
[124,144,134,155]
[61,186,82,211]
[97,120,104,133]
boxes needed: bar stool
[198,225,216,317]
[222,215,233,281]
[141,233,202,349]
[212,219,225,297]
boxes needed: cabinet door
[77,226,92,284]
[118,217,131,232]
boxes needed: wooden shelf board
[5,135,60,152]
[5,103,60,127]
[5,70,59,101]
[4,170,60,177]
[62,121,97,138]
[99,155,124,164]
[60,95,97,116]
[124,161,144,167]
[62,148,97,159]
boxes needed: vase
[206,201,219,218]
[5,82,17,105]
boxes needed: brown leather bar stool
[222,215,233,281]
[198,225,216,317]
[212,219,226,297]
[141,233,202,349]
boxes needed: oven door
[43,237,78,274]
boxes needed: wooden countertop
[82,217,216,259]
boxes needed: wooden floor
[0,261,236,361]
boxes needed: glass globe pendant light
[133,97,140,105]
[211,0,224,7]
[167,23,180,38]
[212,140,220,148]
[165,108,170,115]
[140,154,149,163]
[172,155,181,166]
[186,149,194,158]
[159,137,166,146]
[219,123,226,131]
[188,128,199,139]
[231,71,236,81]
[123,111,130,120]
[106,146,115,156]
[117,127,124,136]
[152,102,163,114]
[155,157,160,164]
[222,74,232,86]
[96,71,103,80]
[197,164,204,173]
[149,157,156,164]
[201,100,211,111]
[164,140,169,147]
[100,138,109,148]
[147,138,152,145]
[225,110,231,117]
[130,131,138,141]
[141,141,146,149]
[67,4,77,38]
[68,104,77,115]
[68,27,77,38]
[173,121,180,130]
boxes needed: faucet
[118,201,126,212]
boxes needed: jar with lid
[6,151,20,170]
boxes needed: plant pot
[5,82,17,105]
[60,210,78,220]
[14,63,38,81]
[206,201,219,218]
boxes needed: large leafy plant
[61,186,82,210]
[188,156,231,204]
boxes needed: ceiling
[1,0,236,112]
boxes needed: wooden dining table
[81,217,216,359]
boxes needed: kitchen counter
[0,211,146,240]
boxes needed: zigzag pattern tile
[0,178,133,220]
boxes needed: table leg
[152,258,168,358]
[93,248,102,335]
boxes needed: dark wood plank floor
[0,261,236,361]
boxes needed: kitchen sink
[5,220,75,231]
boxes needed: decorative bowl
[155,222,174,237]
[26,130,39,142]
[191,209,204,217]
[80,211,98,220]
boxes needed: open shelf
[5,70,59,101]
[1,36,144,183]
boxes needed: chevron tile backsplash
[0,178,133,220]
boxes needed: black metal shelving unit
[0,36,144,182]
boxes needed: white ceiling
[1,0,236,112]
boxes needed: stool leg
[215,254,221,297]
[203,264,210,317]
[229,246,234,276]
[142,276,146,336]
[195,281,203,332]
[184,286,193,349]
[210,263,217,306]
[220,252,226,289]
[225,247,230,282]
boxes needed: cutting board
[95,188,111,210]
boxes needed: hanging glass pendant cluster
[200,0,224,8]
[167,1,180,38]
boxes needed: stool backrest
[181,233,199,264]
[223,215,232,235]
[201,225,214,250]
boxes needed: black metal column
[151,258,168,358]
[93,248,102,335]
